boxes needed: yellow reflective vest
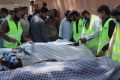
[97,18,114,53]
[4,18,23,48]
[112,23,120,62]
[73,19,83,42]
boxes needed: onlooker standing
[29,7,50,42]
[0,8,9,48]
[59,10,73,41]
[0,8,23,48]
[96,5,116,57]
[20,7,31,43]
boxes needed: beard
[14,15,20,21]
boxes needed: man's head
[81,10,90,20]
[73,11,79,21]
[64,10,70,17]
[20,7,28,17]
[97,5,110,20]
[30,0,34,6]
[14,7,21,21]
[23,7,28,15]
[111,5,120,22]
[39,7,49,20]
[9,10,15,18]
[0,8,8,18]
[42,2,47,8]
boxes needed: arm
[58,20,64,39]
[40,22,50,42]
[20,19,32,42]
[0,20,18,43]
[84,16,102,40]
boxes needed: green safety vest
[97,18,114,53]
[83,15,99,49]
[73,19,83,42]
[112,23,120,62]
[4,18,23,48]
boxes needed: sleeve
[84,16,102,40]
[0,20,13,42]
[40,22,50,42]
[58,20,64,38]
[108,20,116,38]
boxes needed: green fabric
[4,18,23,48]
[73,19,83,42]
[112,23,120,62]
[97,18,114,53]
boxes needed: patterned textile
[0,57,120,80]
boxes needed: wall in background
[0,0,30,10]
[35,0,120,18]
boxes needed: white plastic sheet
[20,40,94,66]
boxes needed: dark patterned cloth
[0,57,120,80]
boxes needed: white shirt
[59,18,73,40]
[83,15,102,40]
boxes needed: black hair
[23,7,28,9]
[39,7,48,13]
[9,10,14,15]
[30,1,34,6]
[111,5,120,17]
[72,11,79,17]
[97,5,110,15]
[0,8,8,14]
[81,10,90,16]
[42,2,47,7]
[14,8,21,13]
[64,10,70,17]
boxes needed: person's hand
[73,42,79,46]
[96,50,105,57]
[80,38,87,44]
[9,38,18,43]
[28,40,33,44]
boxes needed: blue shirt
[59,18,73,41]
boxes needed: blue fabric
[59,18,73,40]
[0,19,3,48]
[0,57,120,80]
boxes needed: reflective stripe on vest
[73,19,83,42]
[112,23,120,62]
[97,18,114,53]
[4,18,23,48]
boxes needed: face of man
[25,8,28,15]
[98,12,106,20]
[14,10,21,21]
[67,15,73,22]
[116,15,120,22]
[20,10,25,17]
[0,12,7,18]
[41,12,48,20]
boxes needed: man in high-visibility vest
[71,11,84,46]
[96,5,116,57]
[80,10,102,54]
[0,8,24,48]
[108,5,120,62]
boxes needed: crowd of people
[0,3,120,62]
